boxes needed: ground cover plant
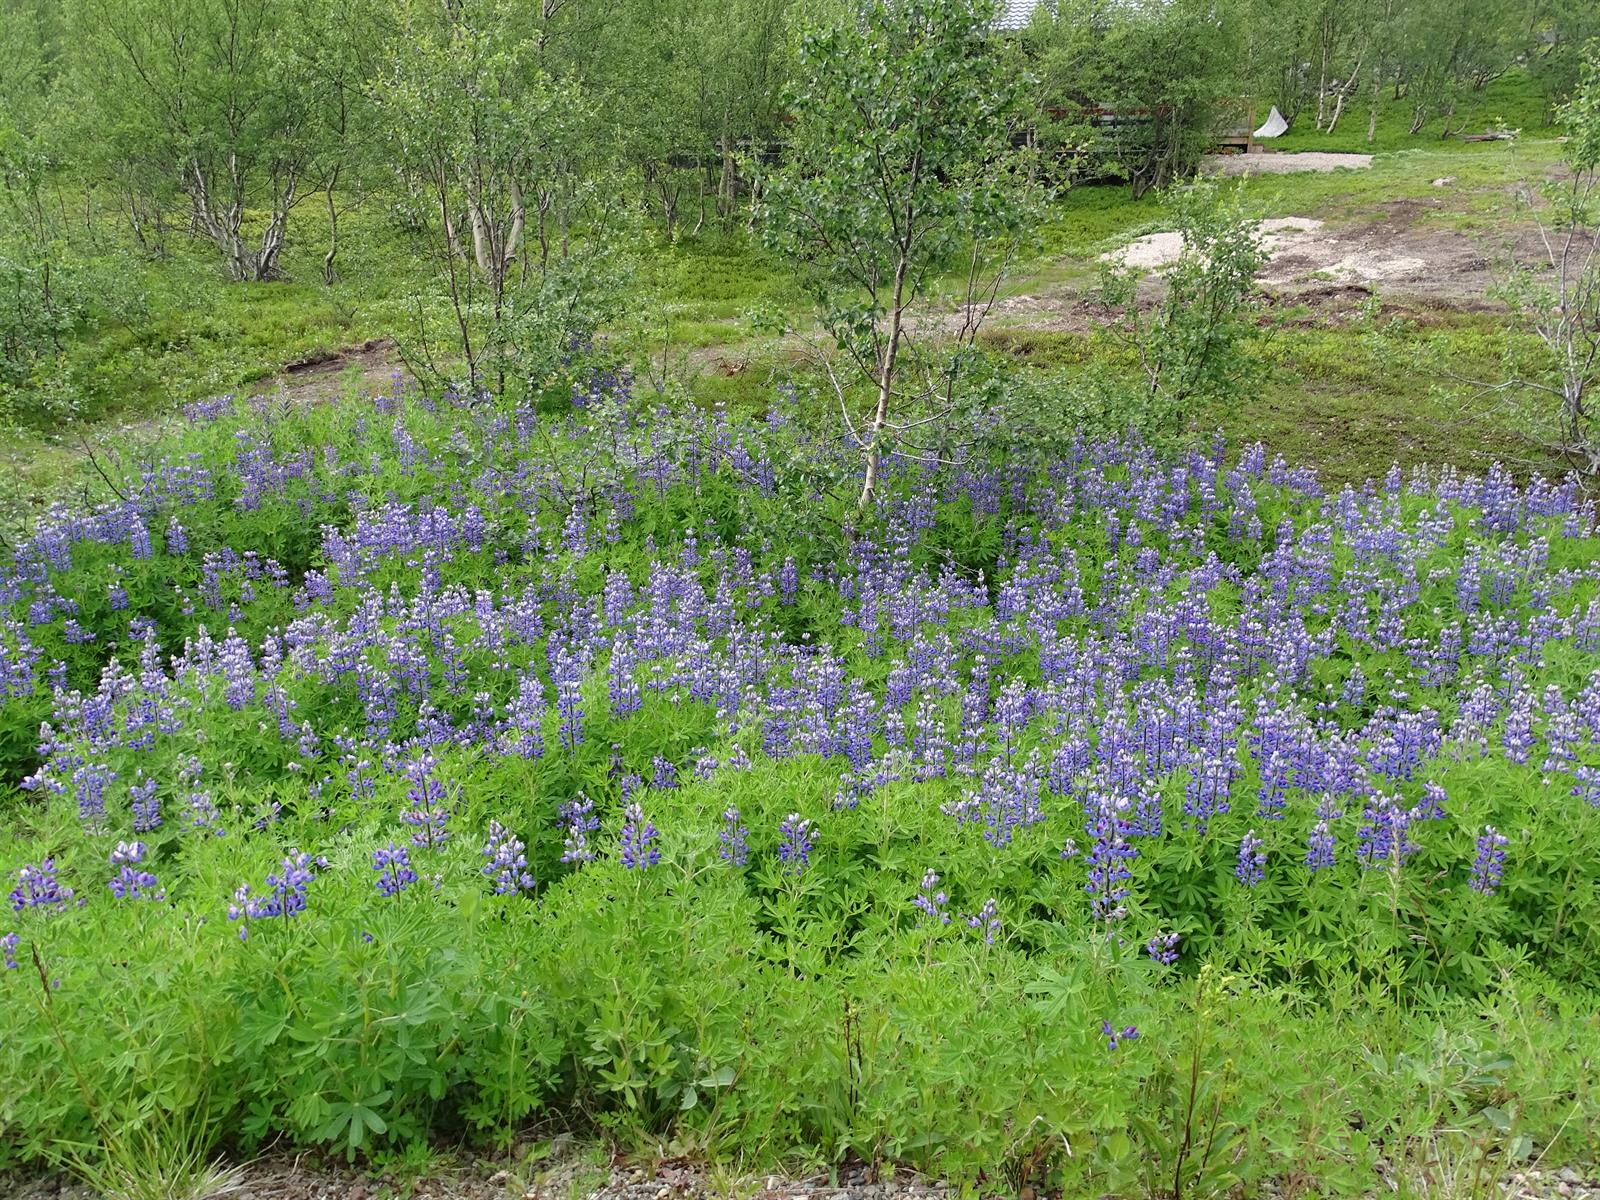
[2,368,1599,1190]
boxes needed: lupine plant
[0,373,1598,1185]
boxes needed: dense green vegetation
[4,0,1600,1193]
[5,367,1600,1192]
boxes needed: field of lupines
[3,372,1600,1190]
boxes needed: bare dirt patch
[1107,217,1327,272]
[911,190,1543,340]
[1091,197,1540,305]
[273,336,407,406]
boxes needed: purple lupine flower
[72,762,116,826]
[1356,793,1419,870]
[1146,931,1180,965]
[1501,688,1536,764]
[551,638,586,752]
[504,672,547,760]
[400,754,451,849]
[619,803,661,870]
[130,774,162,833]
[1305,819,1337,872]
[187,790,221,832]
[1,931,17,970]
[777,813,814,875]
[62,618,97,645]
[650,756,678,790]
[618,772,643,805]
[1084,792,1137,926]
[1574,765,1600,808]
[560,794,600,863]
[1412,780,1448,822]
[1469,825,1509,895]
[373,842,418,897]
[10,860,75,913]
[608,638,641,717]
[108,841,163,901]
[228,849,325,937]
[1182,753,1234,831]
[958,752,1046,848]
[913,869,950,925]
[1102,1020,1141,1051]
[965,897,1000,945]
[481,821,535,894]
[718,807,749,866]
[1235,829,1266,887]
[129,521,153,560]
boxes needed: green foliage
[1029,0,1242,197]
[373,0,636,399]
[2,391,1600,1184]
[1099,181,1269,429]
[1491,48,1600,474]
[64,0,325,281]
[1002,180,1268,450]
[1559,49,1600,172]
[1528,1,1600,113]
[761,0,1040,503]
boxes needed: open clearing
[1100,200,1508,298]
[955,190,1533,338]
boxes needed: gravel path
[1204,151,1374,175]
[6,1147,1600,1200]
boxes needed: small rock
[1559,1169,1583,1184]
[1431,176,1456,187]
[1558,1184,1572,1197]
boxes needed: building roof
[993,0,1047,30]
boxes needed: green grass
[1269,70,1552,154]
[1233,320,1554,486]
[980,316,1560,489]
[7,204,431,428]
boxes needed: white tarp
[1254,106,1289,138]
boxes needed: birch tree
[69,0,319,281]
[377,0,629,397]
[1488,55,1600,474]
[761,0,1037,509]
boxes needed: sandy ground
[929,192,1549,339]
[1101,210,1449,289]
[1204,151,1374,175]
[1106,216,1329,271]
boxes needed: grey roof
[993,0,1046,30]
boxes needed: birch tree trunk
[859,252,910,509]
